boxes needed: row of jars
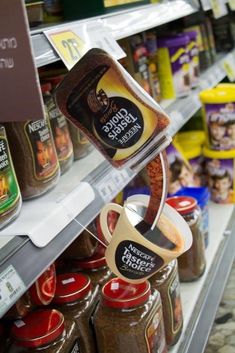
[0,191,208,353]
[0,77,93,230]
[0,261,182,353]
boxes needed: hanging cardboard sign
[0,0,44,122]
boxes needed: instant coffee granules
[4,107,60,199]
[8,309,80,353]
[0,126,21,229]
[150,259,183,346]
[94,277,167,353]
[55,48,170,169]
[166,196,206,281]
[52,273,99,353]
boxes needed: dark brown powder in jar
[52,273,99,353]
[41,83,74,174]
[149,260,183,346]
[166,196,206,281]
[4,116,60,199]
[0,126,22,229]
[8,309,80,353]
[67,120,93,160]
[60,223,98,260]
[72,244,112,290]
[94,278,167,353]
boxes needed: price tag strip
[44,20,126,70]
[209,0,228,19]
[228,0,235,10]
[96,169,130,203]
[222,53,235,82]
[0,265,26,318]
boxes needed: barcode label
[0,265,26,318]
[62,278,75,285]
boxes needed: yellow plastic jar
[176,130,206,147]
[199,88,235,151]
[203,146,235,204]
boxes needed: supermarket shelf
[164,51,234,136]
[170,204,235,353]
[0,150,135,317]
[0,41,233,317]
[31,0,199,68]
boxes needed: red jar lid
[29,263,56,306]
[53,273,91,304]
[73,245,106,270]
[40,82,52,93]
[102,278,151,309]
[11,309,64,348]
[166,196,197,215]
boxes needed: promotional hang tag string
[60,203,108,248]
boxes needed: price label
[44,21,125,70]
[46,30,86,70]
[222,54,235,82]
[209,0,228,19]
[0,265,26,317]
[228,0,235,10]
[97,169,130,202]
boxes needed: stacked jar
[166,196,206,282]
[199,85,235,204]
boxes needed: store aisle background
[205,262,235,353]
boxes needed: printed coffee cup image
[100,194,192,283]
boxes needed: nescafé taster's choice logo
[115,240,164,279]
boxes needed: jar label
[205,103,235,150]
[47,97,73,161]
[205,157,235,203]
[115,240,164,280]
[146,305,167,353]
[24,118,59,180]
[70,340,81,353]
[0,137,20,214]
[67,64,159,163]
[168,269,183,334]
[77,131,89,145]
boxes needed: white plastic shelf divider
[31,0,199,68]
[170,204,235,353]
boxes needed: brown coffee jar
[8,309,79,353]
[4,264,56,320]
[41,83,74,175]
[67,120,93,160]
[60,225,98,260]
[72,245,112,289]
[52,273,99,353]
[166,196,206,282]
[4,95,60,199]
[149,260,183,346]
[94,278,167,353]
[0,125,22,230]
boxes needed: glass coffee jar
[0,125,22,230]
[61,224,98,260]
[4,92,60,199]
[5,264,56,320]
[8,309,79,353]
[94,278,167,353]
[166,196,206,281]
[149,260,183,346]
[72,245,112,290]
[52,273,99,353]
[41,83,74,175]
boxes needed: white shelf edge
[31,0,199,68]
